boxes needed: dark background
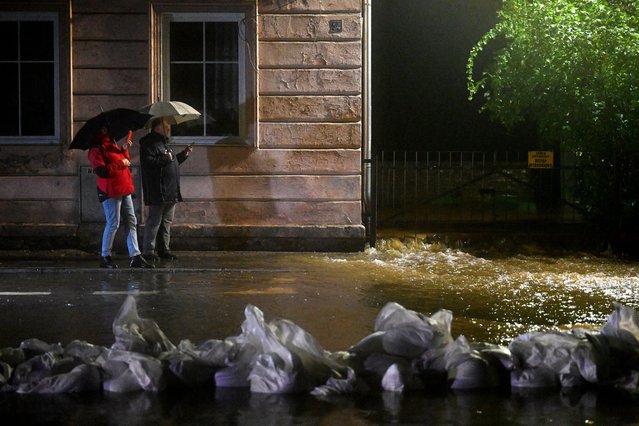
[372,0,537,152]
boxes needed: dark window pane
[21,63,54,136]
[205,63,238,136]
[170,22,202,62]
[21,21,54,61]
[0,63,19,135]
[0,21,18,61]
[170,64,204,136]
[205,22,238,62]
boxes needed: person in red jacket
[88,127,152,269]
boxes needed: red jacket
[88,134,134,201]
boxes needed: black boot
[100,256,118,269]
[130,254,154,269]
[158,251,178,260]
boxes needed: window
[0,13,59,143]
[162,13,252,145]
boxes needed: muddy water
[336,238,639,346]
[248,237,639,351]
[2,240,638,352]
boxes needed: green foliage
[468,0,639,149]
[467,0,639,246]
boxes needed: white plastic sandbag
[9,352,61,388]
[99,348,165,393]
[509,331,597,388]
[242,305,305,393]
[19,338,63,357]
[8,349,101,394]
[64,340,107,363]
[178,338,234,367]
[111,295,176,357]
[241,305,346,394]
[381,363,404,392]
[16,364,102,394]
[270,318,346,384]
[445,336,510,389]
[214,335,259,388]
[350,303,453,360]
[311,367,368,397]
[601,302,639,368]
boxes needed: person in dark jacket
[87,128,153,269]
[139,117,192,261]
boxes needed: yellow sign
[528,151,554,169]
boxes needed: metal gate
[374,150,585,229]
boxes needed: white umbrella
[140,101,201,126]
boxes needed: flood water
[1,239,639,424]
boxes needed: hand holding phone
[120,130,134,149]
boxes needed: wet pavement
[0,250,379,353]
[1,246,639,424]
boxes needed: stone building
[0,0,372,251]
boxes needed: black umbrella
[69,108,153,150]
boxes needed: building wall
[0,0,75,246]
[0,0,366,252]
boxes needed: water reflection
[5,387,638,425]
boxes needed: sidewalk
[0,249,316,273]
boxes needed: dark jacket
[88,134,134,202]
[139,131,189,205]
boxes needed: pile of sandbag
[2,296,639,396]
[0,296,348,395]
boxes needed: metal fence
[374,150,585,229]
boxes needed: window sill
[0,137,60,145]
[170,136,252,147]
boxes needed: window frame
[0,11,60,145]
[160,12,252,147]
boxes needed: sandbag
[509,331,597,388]
[241,305,346,394]
[64,340,107,364]
[214,335,258,388]
[311,367,368,397]
[19,338,62,357]
[160,350,218,388]
[16,364,102,394]
[0,347,26,367]
[178,338,233,367]
[601,302,639,370]
[381,363,404,392]
[98,348,165,393]
[111,295,176,357]
[10,352,64,388]
[445,336,510,389]
[351,303,453,361]
[0,362,12,388]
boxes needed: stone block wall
[169,0,366,249]
[0,0,366,252]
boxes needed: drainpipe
[362,0,375,247]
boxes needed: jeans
[101,195,142,257]
[143,202,176,255]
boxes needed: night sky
[372,0,536,152]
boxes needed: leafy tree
[467,0,639,250]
